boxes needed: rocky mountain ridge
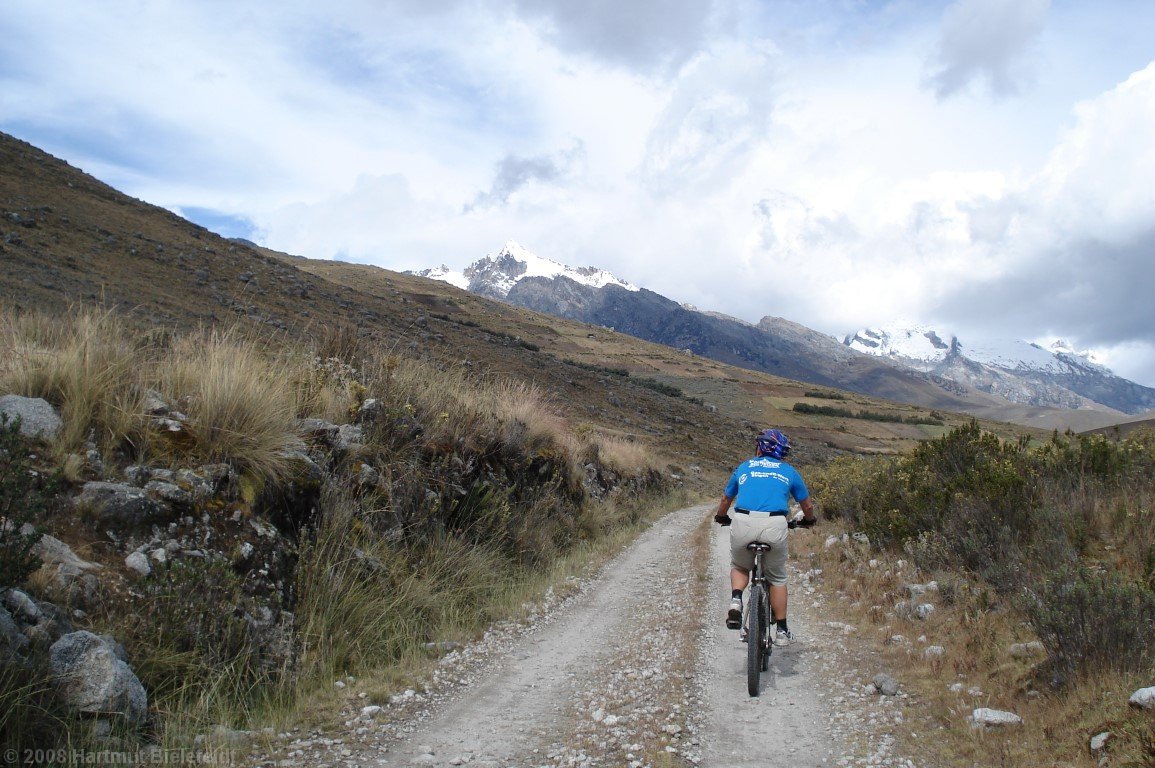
[845,325,1155,415]
[415,244,1146,424]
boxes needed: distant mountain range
[844,325,1155,415]
[414,243,1155,426]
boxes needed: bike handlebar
[714,514,818,528]
[788,518,818,529]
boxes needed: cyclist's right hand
[714,514,732,527]
[789,517,818,529]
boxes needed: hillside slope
[0,130,1047,464]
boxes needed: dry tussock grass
[597,434,659,474]
[156,330,300,482]
[492,380,572,455]
[0,308,145,452]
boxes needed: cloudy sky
[3,0,1154,385]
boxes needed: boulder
[145,480,194,507]
[0,395,62,439]
[296,418,339,445]
[1009,641,1045,659]
[336,424,364,451]
[972,708,1022,727]
[1,588,43,624]
[27,528,102,602]
[76,482,168,529]
[49,631,148,725]
[0,604,29,658]
[281,450,324,490]
[1130,686,1155,710]
[872,673,900,696]
[356,398,384,424]
[904,582,939,598]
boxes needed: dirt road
[255,504,910,767]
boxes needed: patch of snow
[414,265,469,290]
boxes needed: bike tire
[760,589,771,671]
[747,584,764,696]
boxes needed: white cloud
[4,0,1155,385]
[926,0,1051,98]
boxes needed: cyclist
[712,428,816,645]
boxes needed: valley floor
[245,506,920,768]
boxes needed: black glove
[797,517,817,528]
[714,514,732,527]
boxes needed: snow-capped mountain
[845,324,1108,374]
[412,241,638,299]
[410,243,1155,420]
[844,324,1154,414]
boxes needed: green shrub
[793,402,853,418]
[1022,566,1155,685]
[631,377,684,398]
[792,402,942,425]
[563,360,628,377]
[803,389,848,400]
[128,557,265,702]
[818,422,1155,684]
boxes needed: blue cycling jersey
[724,457,809,512]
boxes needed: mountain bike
[743,518,816,697]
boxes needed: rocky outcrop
[76,482,169,529]
[49,630,148,725]
[27,527,102,606]
[0,588,74,658]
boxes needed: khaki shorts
[729,514,789,586]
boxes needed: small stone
[125,552,151,577]
[1090,732,1111,752]
[360,705,382,718]
[972,708,1022,727]
[923,645,945,658]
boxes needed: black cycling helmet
[756,428,791,459]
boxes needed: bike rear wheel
[746,583,766,696]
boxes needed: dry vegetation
[0,308,686,756]
[802,422,1155,766]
